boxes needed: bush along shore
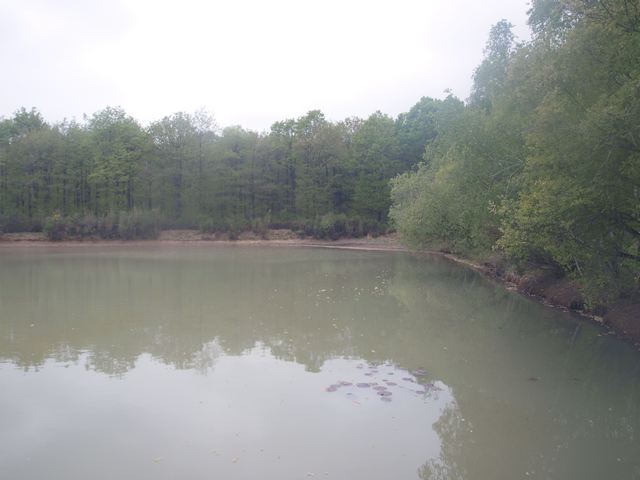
[388,3,639,345]
[1,211,388,243]
[43,210,162,241]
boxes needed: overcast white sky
[0,0,531,131]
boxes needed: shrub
[117,209,161,240]
[317,213,346,240]
[44,213,67,241]
[362,219,384,237]
[251,217,269,239]
[198,215,250,240]
[345,217,364,238]
[0,214,42,233]
[227,217,247,240]
[43,210,161,241]
[199,216,229,234]
[293,214,384,240]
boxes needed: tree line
[390,0,639,305]
[0,97,458,239]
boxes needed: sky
[0,0,531,131]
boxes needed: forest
[0,100,451,240]
[390,0,639,306]
[0,0,638,306]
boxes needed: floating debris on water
[323,361,440,404]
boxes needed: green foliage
[43,213,67,241]
[318,213,348,240]
[293,214,383,240]
[43,210,161,241]
[350,112,402,222]
[199,216,230,234]
[391,2,640,304]
[0,102,418,239]
[117,209,161,240]
[251,215,270,240]
[470,19,516,110]
[391,100,525,256]
[0,213,42,233]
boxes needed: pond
[0,246,639,479]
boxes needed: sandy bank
[0,229,409,252]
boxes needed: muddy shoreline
[1,229,638,347]
[0,230,408,251]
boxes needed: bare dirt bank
[1,229,637,346]
[433,254,640,348]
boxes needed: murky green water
[0,246,638,479]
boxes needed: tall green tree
[88,107,149,215]
[351,112,401,221]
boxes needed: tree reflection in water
[419,401,467,480]
[0,247,639,478]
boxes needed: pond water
[0,246,639,479]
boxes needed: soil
[603,302,640,341]
[0,232,47,242]
[1,229,637,346]
[0,229,408,251]
[437,254,640,348]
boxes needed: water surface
[1,246,639,479]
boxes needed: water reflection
[1,246,639,479]
[419,401,467,480]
